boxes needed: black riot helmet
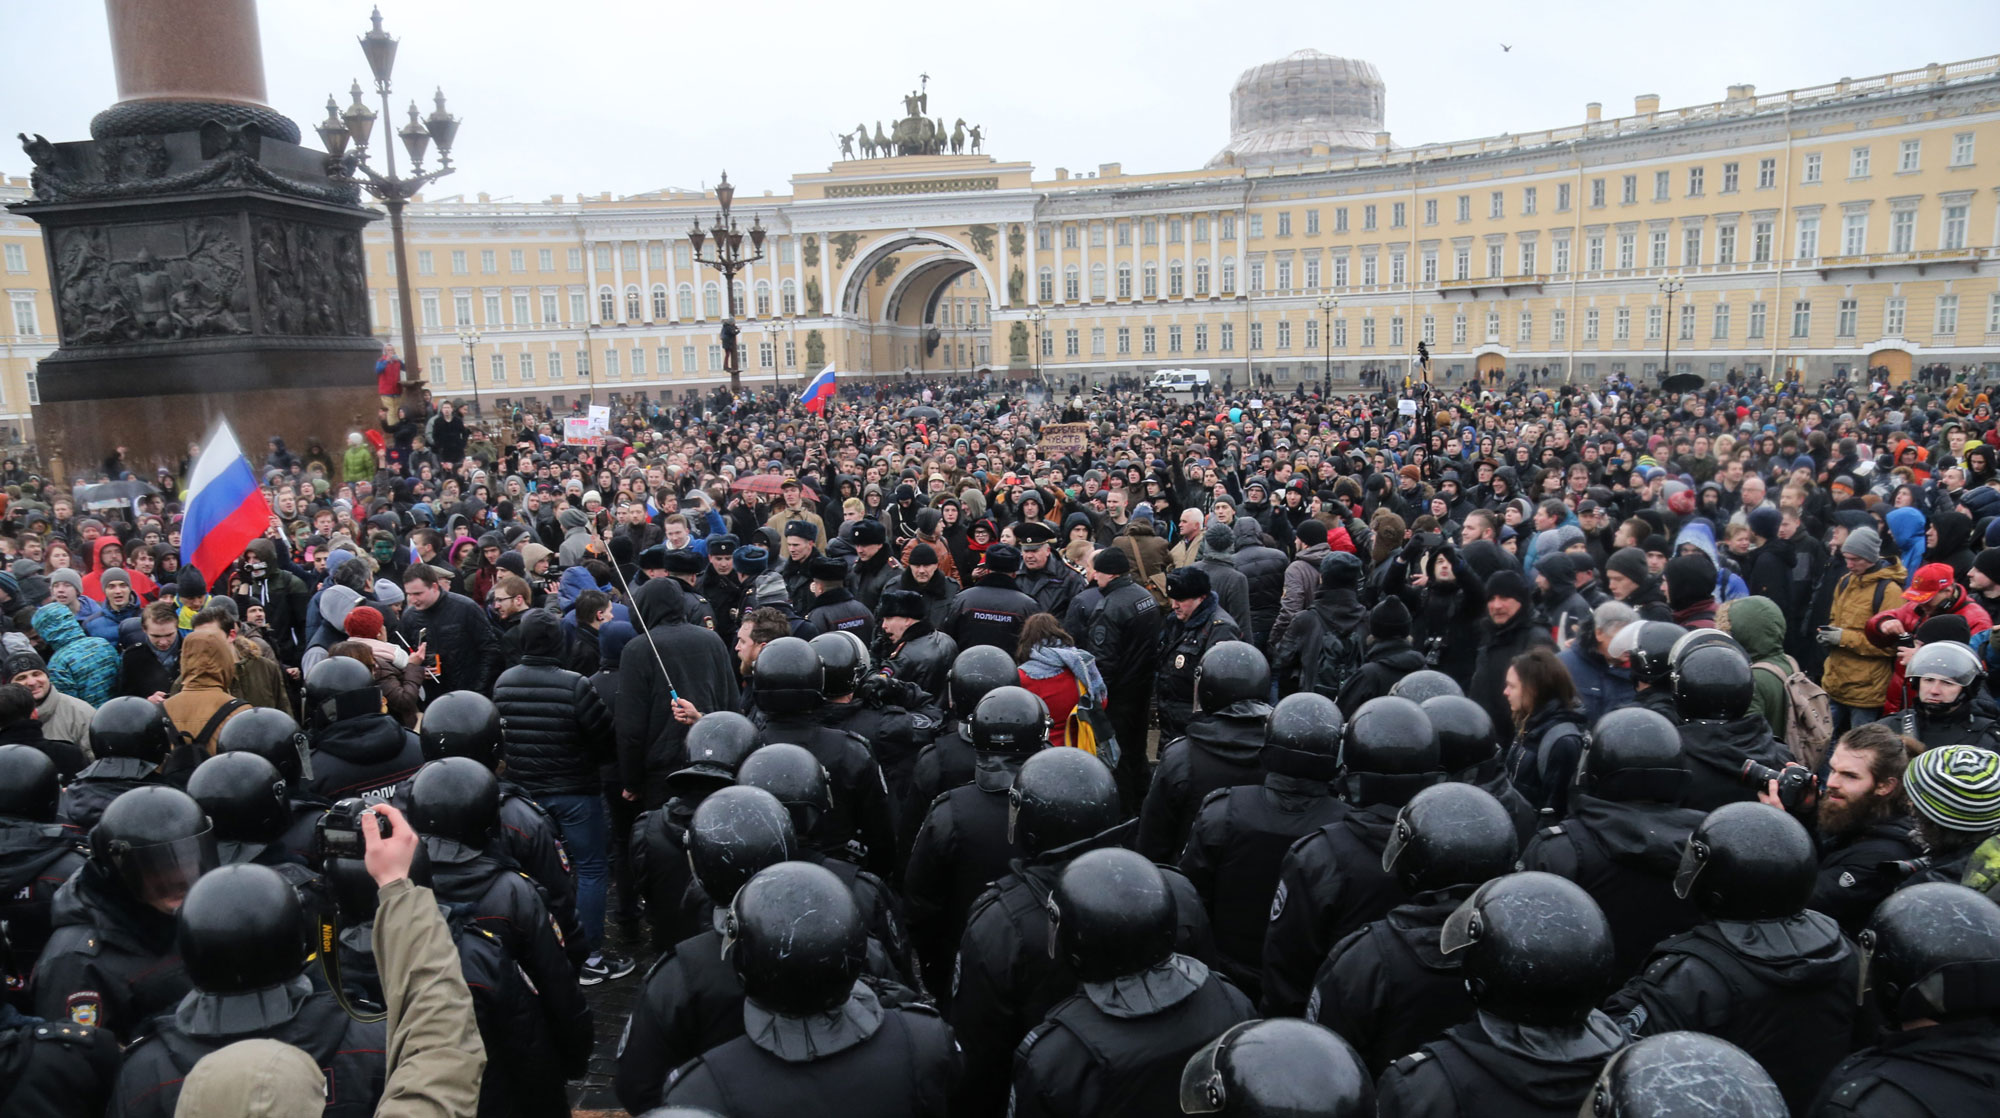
[1858,882,2000,1026]
[1342,697,1444,807]
[419,691,504,767]
[1262,693,1343,780]
[1670,642,1754,721]
[90,695,177,764]
[736,743,833,837]
[688,785,798,908]
[1049,848,1176,982]
[176,863,311,994]
[726,861,866,1016]
[971,686,1051,757]
[1906,640,1985,721]
[1440,871,1616,1026]
[0,743,60,822]
[1193,641,1270,715]
[1380,782,1520,893]
[304,655,383,732]
[667,711,762,798]
[1585,1031,1787,1118]
[1420,695,1498,772]
[186,752,289,853]
[405,757,501,849]
[215,707,313,785]
[90,785,217,910]
[1580,707,1690,803]
[752,636,823,716]
[1391,670,1463,704]
[948,644,1019,718]
[810,631,870,699]
[1180,1019,1374,1118]
[1672,801,1816,920]
[1008,746,1121,856]
[1627,622,1689,687]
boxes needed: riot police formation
[1139,640,1275,863]
[1178,691,1347,998]
[1375,871,1626,1117]
[616,784,796,1113]
[56,697,175,831]
[1305,782,1520,1073]
[0,745,86,1004]
[1518,706,1709,976]
[22,369,2000,1117]
[749,635,899,878]
[303,655,426,805]
[1009,848,1255,1117]
[402,757,595,1076]
[109,863,387,1118]
[629,709,761,948]
[413,689,585,966]
[655,861,958,1115]
[1605,800,1859,1112]
[904,684,1048,1003]
[1260,695,1444,1016]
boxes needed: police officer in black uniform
[303,656,425,805]
[1518,706,1707,976]
[1178,1018,1376,1117]
[631,710,760,949]
[1375,871,1625,1117]
[414,689,583,964]
[1154,568,1245,744]
[751,637,897,879]
[654,546,720,632]
[1810,882,2000,1114]
[951,747,1214,1118]
[1625,620,1688,722]
[616,784,796,1114]
[1586,1032,1788,1118]
[404,757,594,1078]
[816,631,932,807]
[1261,695,1443,1017]
[1140,641,1272,863]
[1307,782,1520,1074]
[0,1006,121,1117]
[0,745,86,1007]
[659,862,959,1116]
[1894,640,2000,748]
[185,751,320,909]
[1010,848,1255,1118]
[1421,694,1537,845]
[1081,545,1166,812]
[873,588,958,704]
[215,706,326,861]
[733,743,917,988]
[109,863,388,1118]
[57,696,175,830]
[941,543,1039,653]
[901,644,1019,830]
[1015,521,1085,619]
[1672,638,1791,812]
[804,554,874,642]
[33,785,215,1040]
[905,685,1047,1006]
[1178,691,1346,998]
[1606,801,1858,1113]
[321,842,574,1118]
[695,533,746,637]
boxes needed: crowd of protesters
[2,359,1999,1117]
